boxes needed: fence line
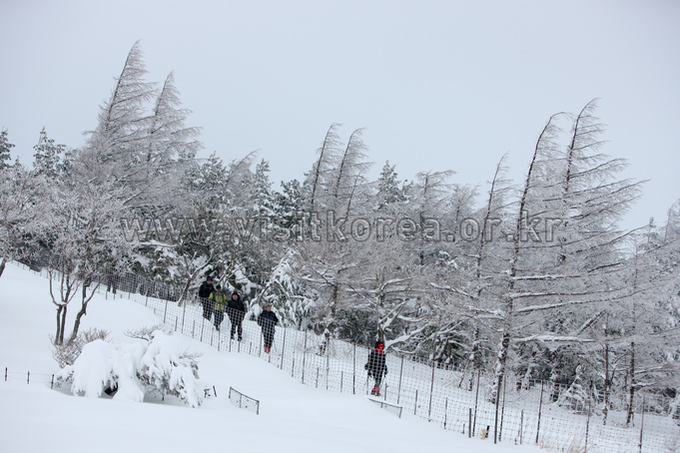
[4,367,55,388]
[19,264,680,453]
[228,387,260,415]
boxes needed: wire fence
[228,387,260,415]
[4,367,56,388]
[22,265,680,453]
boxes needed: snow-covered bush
[56,329,203,407]
[51,327,111,368]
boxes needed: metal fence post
[397,356,404,405]
[280,327,287,370]
[301,330,308,384]
[352,343,356,395]
[536,380,544,445]
[501,377,507,442]
[473,369,481,437]
[181,302,186,334]
[638,396,645,453]
[428,361,435,421]
[585,394,592,452]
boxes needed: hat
[375,341,385,349]
[264,303,272,309]
[206,276,213,281]
[215,284,222,290]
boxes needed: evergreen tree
[0,129,15,169]
[33,127,66,178]
[376,161,408,210]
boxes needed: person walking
[227,291,246,341]
[365,340,388,396]
[209,284,228,331]
[257,303,279,354]
[198,276,214,321]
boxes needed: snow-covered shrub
[55,329,203,407]
[51,327,111,368]
[137,330,202,408]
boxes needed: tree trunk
[494,331,511,405]
[0,256,6,278]
[70,284,90,343]
[55,305,67,345]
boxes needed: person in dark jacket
[198,276,214,321]
[257,303,279,354]
[227,291,246,341]
[209,284,228,331]
[365,340,388,396]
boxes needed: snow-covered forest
[1,42,679,427]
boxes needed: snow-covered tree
[0,128,14,169]
[32,127,67,179]
[0,162,47,278]
[75,41,156,196]
[43,178,128,345]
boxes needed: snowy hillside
[0,262,542,453]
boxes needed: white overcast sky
[1,0,679,232]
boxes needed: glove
[364,363,368,370]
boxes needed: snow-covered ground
[0,262,543,453]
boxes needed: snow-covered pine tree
[376,161,408,210]
[32,127,67,179]
[75,41,157,200]
[0,129,14,170]
[140,70,202,215]
[489,102,643,407]
[289,126,376,349]
[303,123,343,213]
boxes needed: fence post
[536,380,544,445]
[428,361,435,421]
[473,369,481,438]
[280,328,287,371]
[181,302,186,334]
[4,367,6,381]
[163,300,168,323]
[444,397,448,429]
[326,352,330,390]
[414,389,419,415]
[301,330,308,384]
[469,408,472,438]
[497,375,506,443]
[585,394,592,452]
[494,376,501,444]
[520,410,524,444]
[638,396,645,453]
[397,356,404,405]
[27,371,30,384]
[352,343,356,395]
